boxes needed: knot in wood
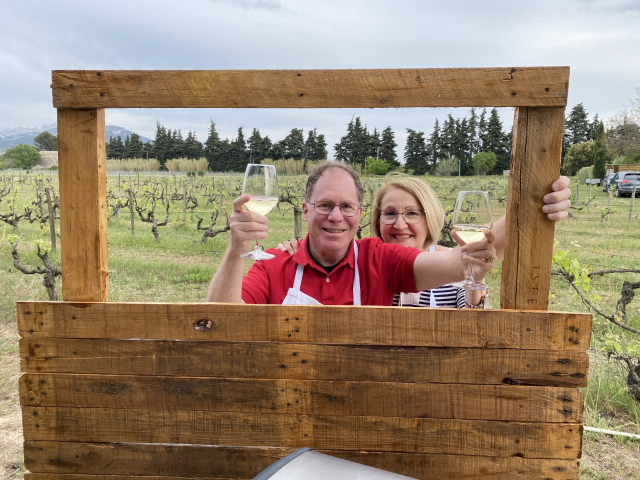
[193,318,213,332]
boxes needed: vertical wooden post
[500,107,565,310]
[57,109,108,301]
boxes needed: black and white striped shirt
[392,284,467,308]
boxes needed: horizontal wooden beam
[24,441,579,479]
[16,302,592,351]
[22,407,582,459]
[51,67,569,109]
[20,338,589,387]
[19,374,583,423]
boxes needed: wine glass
[240,163,279,260]
[452,190,493,290]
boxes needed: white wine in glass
[452,190,493,290]
[241,164,279,260]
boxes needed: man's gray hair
[305,162,364,204]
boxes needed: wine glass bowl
[241,164,279,260]
[452,191,493,290]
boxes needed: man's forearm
[206,250,246,303]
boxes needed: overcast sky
[1,0,639,158]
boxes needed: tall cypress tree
[248,128,272,163]
[314,132,328,160]
[484,108,510,174]
[404,128,428,175]
[282,128,305,159]
[204,120,223,171]
[184,131,203,160]
[439,115,456,160]
[380,127,399,167]
[304,128,327,160]
[230,127,248,172]
[468,107,480,156]
[477,108,488,151]
[593,121,608,179]
[124,133,144,159]
[426,119,441,171]
[564,103,591,156]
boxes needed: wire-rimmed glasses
[379,209,425,225]
[307,201,361,217]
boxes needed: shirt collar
[293,234,356,271]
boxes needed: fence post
[630,186,638,222]
[45,187,56,251]
[575,182,579,204]
[128,189,135,237]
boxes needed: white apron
[282,241,361,306]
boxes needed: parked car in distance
[585,178,601,185]
[610,171,640,197]
[603,173,616,192]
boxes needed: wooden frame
[17,67,588,480]
[52,67,569,308]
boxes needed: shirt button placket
[323,275,333,303]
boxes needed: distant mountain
[0,124,152,152]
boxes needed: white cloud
[1,0,638,157]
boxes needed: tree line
[561,89,640,178]
[106,122,329,172]
[46,91,640,176]
[105,108,516,175]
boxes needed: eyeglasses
[379,209,425,225]
[308,201,361,217]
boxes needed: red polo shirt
[241,236,420,305]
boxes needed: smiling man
[206,162,570,306]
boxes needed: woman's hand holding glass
[452,190,495,290]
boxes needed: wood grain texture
[19,374,583,423]
[20,338,589,387]
[51,68,569,109]
[24,441,579,479]
[56,110,108,302]
[16,302,592,351]
[22,407,582,459]
[500,107,566,309]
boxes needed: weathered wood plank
[20,339,589,387]
[51,68,569,109]
[22,407,582,459]
[19,374,583,423]
[23,441,580,479]
[501,107,566,309]
[16,302,592,351]
[56,110,108,302]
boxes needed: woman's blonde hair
[371,173,445,250]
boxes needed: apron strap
[293,263,304,290]
[352,241,360,306]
